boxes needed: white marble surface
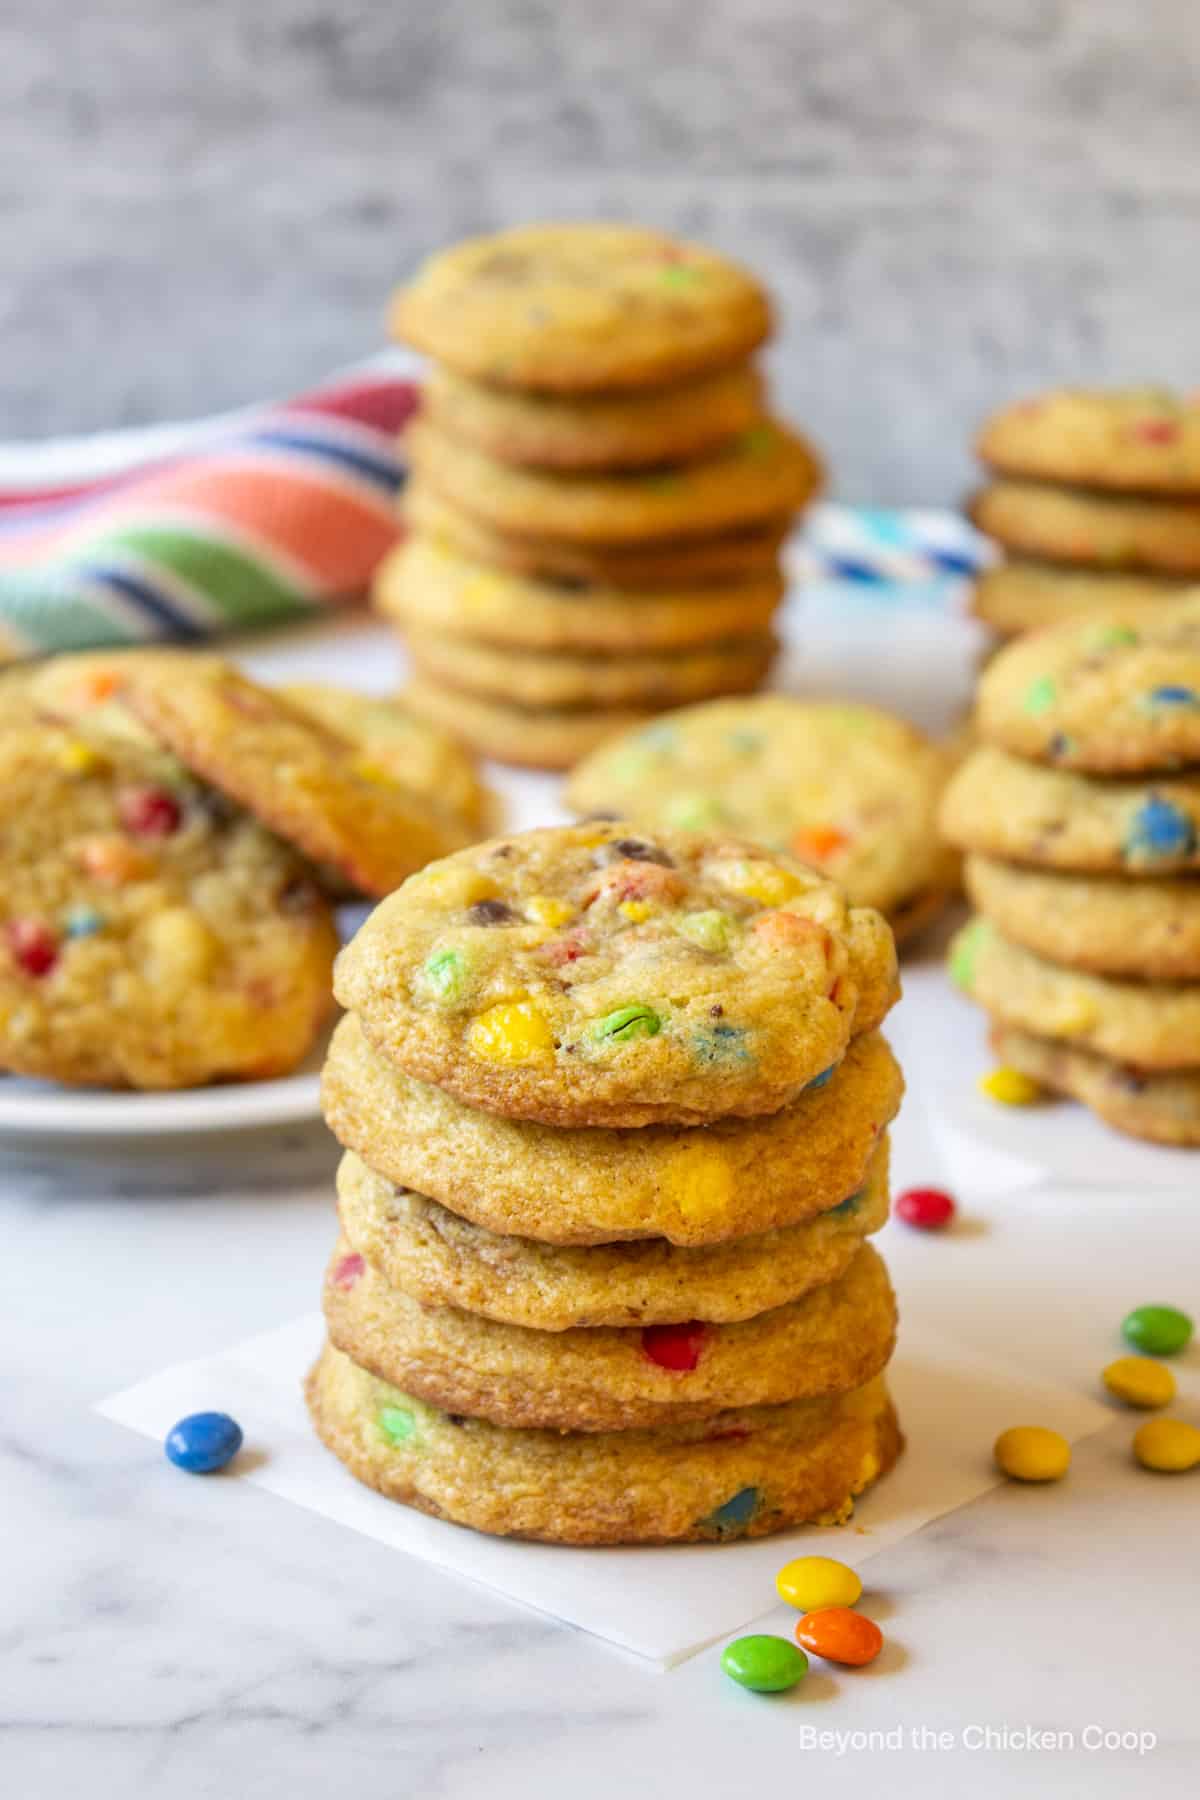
[4,616,1200,1797]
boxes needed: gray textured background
[5,0,1199,500]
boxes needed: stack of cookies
[943,595,1200,1146]
[309,821,905,1545]
[969,387,1200,642]
[373,223,823,769]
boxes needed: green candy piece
[1022,675,1058,716]
[1090,624,1139,651]
[422,947,467,1003]
[593,1003,661,1044]
[721,1634,808,1695]
[378,1405,416,1445]
[949,917,991,991]
[677,909,734,952]
[1122,1305,1193,1357]
[660,263,701,288]
[666,792,725,831]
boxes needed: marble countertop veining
[3,620,1200,1798]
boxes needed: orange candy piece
[750,911,832,955]
[794,1606,883,1667]
[792,826,850,865]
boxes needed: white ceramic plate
[0,1042,326,1140]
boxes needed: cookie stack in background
[308,822,905,1544]
[943,595,1200,1146]
[968,388,1200,643]
[372,223,823,769]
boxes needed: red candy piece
[895,1186,956,1230]
[795,1607,883,1667]
[641,1321,708,1371]
[332,1252,365,1291]
[118,785,183,838]
[5,919,59,978]
[1132,419,1179,445]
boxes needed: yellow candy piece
[718,859,805,907]
[525,895,574,930]
[1103,1356,1176,1410]
[662,1146,735,1224]
[467,1000,555,1065]
[978,1066,1043,1106]
[1132,1418,1200,1472]
[414,866,497,908]
[775,1555,863,1613]
[619,899,652,923]
[57,738,103,776]
[994,1425,1071,1482]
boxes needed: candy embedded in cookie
[333,822,899,1126]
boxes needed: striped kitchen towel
[0,371,419,662]
[0,365,992,662]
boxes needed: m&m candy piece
[1102,1356,1176,1410]
[1132,1418,1200,1473]
[993,1425,1070,1482]
[895,1187,955,1231]
[1122,1305,1193,1357]
[794,1607,883,1667]
[721,1633,809,1694]
[776,1555,862,1612]
[165,1411,243,1474]
[118,784,183,837]
[642,1321,707,1371]
[978,1066,1042,1106]
[5,919,59,978]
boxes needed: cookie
[333,823,899,1127]
[404,626,776,711]
[108,653,473,895]
[307,1342,901,1544]
[977,388,1200,495]
[969,482,1200,575]
[970,561,1190,639]
[566,696,958,931]
[0,724,337,1088]
[989,1023,1200,1148]
[406,417,821,545]
[404,481,788,589]
[964,853,1200,980]
[373,536,785,654]
[422,361,765,469]
[323,1236,897,1432]
[391,223,772,393]
[280,682,493,835]
[334,1137,890,1329]
[322,1013,902,1246]
[401,675,651,770]
[940,746,1200,873]
[950,917,1200,1070]
[975,595,1200,772]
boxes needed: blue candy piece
[1148,685,1199,707]
[692,1024,752,1067]
[1127,796,1197,860]
[165,1411,244,1474]
[702,1485,760,1536]
[62,905,104,939]
[807,1064,836,1091]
